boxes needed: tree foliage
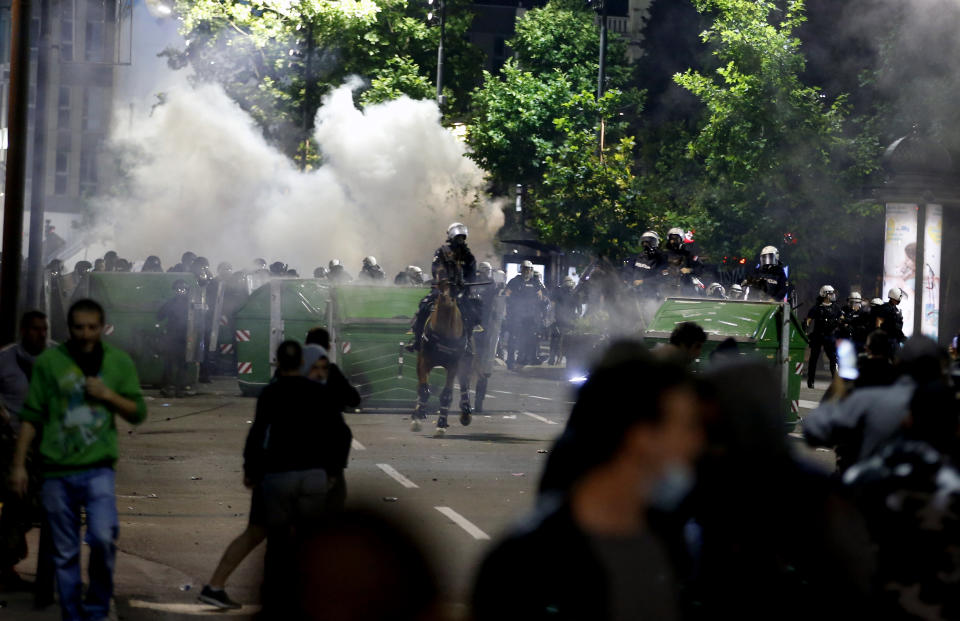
[167,0,482,162]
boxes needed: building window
[60,1,74,62]
[79,135,100,195]
[57,86,70,128]
[82,87,104,131]
[85,0,108,63]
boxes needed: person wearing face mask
[474,345,703,621]
[623,231,665,297]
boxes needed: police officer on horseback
[407,223,478,352]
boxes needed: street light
[427,0,446,107]
[588,0,608,99]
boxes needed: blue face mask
[649,463,695,512]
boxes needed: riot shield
[475,294,506,377]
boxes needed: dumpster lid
[644,298,803,344]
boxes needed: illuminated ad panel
[921,204,942,340]
[882,203,917,337]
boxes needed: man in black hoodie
[244,340,352,617]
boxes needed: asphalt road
[8,361,834,620]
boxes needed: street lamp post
[596,0,607,99]
[428,0,447,107]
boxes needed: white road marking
[351,439,366,451]
[787,432,804,439]
[128,600,259,615]
[523,412,558,425]
[376,463,419,488]
[798,399,819,410]
[435,506,490,540]
[492,390,512,395]
[527,395,551,401]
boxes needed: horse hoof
[437,415,449,429]
[460,412,472,427]
[411,419,422,432]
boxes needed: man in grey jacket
[804,336,946,472]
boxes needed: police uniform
[875,302,905,348]
[839,304,870,351]
[505,274,546,366]
[806,300,841,388]
[409,242,477,350]
[623,249,665,296]
[743,264,790,301]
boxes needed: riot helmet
[729,283,743,299]
[521,260,535,281]
[46,259,64,276]
[870,297,884,307]
[329,259,342,270]
[116,259,132,272]
[75,260,93,276]
[407,265,423,276]
[447,222,468,246]
[363,256,377,268]
[819,285,836,303]
[253,258,268,271]
[181,251,197,268]
[217,262,233,278]
[314,266,328,279]
[759,246,779,267]
[478,261,492,279]
[640,231,661,251]
[848,291,862,310]
[493,269,507,287]
[143,256,163,272]
[666,227,684,250]
[270,261,288,275]
[104,250,118,261]
[888,287,903,303]
[562,275,576,290]
[708,282,726,298]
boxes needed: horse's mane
[428,289,463,339]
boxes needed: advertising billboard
[882,203,918,337]
[921,204,942,340]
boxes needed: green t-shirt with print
[20,342,147,477]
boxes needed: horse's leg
[412,359,430,432]
[458,354,473,425]
[437,370,453,430]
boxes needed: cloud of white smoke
[93,78,503,275]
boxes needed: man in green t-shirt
[9,299,147,621]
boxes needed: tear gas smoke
[91,80,503,274]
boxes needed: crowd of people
[1,283,960,619]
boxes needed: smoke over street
[93,79,503,273]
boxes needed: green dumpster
[233,278,332,396]
[75,272,201,387]
[644,298,808,426]
[334,285,443,410]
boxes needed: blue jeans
[41,468,118,621]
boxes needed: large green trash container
[76,272,202,387]
[644,298,808,426]
[333,285,442,410]
[233,278,332,396]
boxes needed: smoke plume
[93,79,503,275]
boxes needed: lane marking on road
[128,600,259,615]
[492,390,512,395]
[787,432,804,439]
[435,506,490,540]
[351,439,366,451]
[377,463,419,488]
[523,412,558,425]
[527,395,551,401]
[798,399,819,410]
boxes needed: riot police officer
[505,260,546,369]
[548,275,581,365]
[661,227,703,295]
[623,231,664,294]
[407,223,478,351]
[742,245,790,301]
[358,256,386,281]
[158,279,192,397]
[327,259,353,284]
[839,291,869,352]
[875,288,906,349]
[394,265,424,286]
[707,283,727,299]
[728,283,744,300]
[142,256,164,273]
[805,285,841,388]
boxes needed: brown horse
[411,281,473,433]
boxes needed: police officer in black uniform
[158,279,192,397]
[806,285,841,388]
[875,288,906,350]
[661,227,703,295]
[358,256,386,281]
[623,231,665,295]
[407,223,477,351]
[394,265,424,286]
[548,275,581,366]
[505,260,546,368]
[327,259,353,284]
[742,245,791,301]
[839,291,870,352]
